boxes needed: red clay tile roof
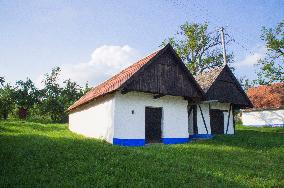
[67,49,160,111]
[247,82,284,110]
[195,66,224,92]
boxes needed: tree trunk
[18,107,28,119]
[3,112,8,120]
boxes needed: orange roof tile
[67,49,160,111]
[247,82,284,110]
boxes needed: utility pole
[220,27,227,65]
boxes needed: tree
[59,79,84,122]
[255,20,284,85]
[40,67,86,123]
[161,22,234,75]
[239,76,256,91]
[0,83,15,120]
[82,81,92,94]
[0,77,4,86]
[40,67,64,123]
[14,78,40,119]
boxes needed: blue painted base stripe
[243,124,284,127]
[162,138,189,144]
[113,138,145,146]
[189,134,213,139]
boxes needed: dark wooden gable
[120,44,204,99]
[206,65,253,108]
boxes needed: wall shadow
[205,129,284,150]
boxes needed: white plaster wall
[211,102,234,134]
[196,103,211,134]
[113,92,188,139]
[242,109,284,127]
[69,94,115,143]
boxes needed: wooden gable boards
[206,65,253,108]
[120,44,204,100]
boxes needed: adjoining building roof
[195,65,253,108]
[67,49,160,111]
[195,66,224,92]
[246,82,284,110]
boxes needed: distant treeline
[0,67,90,123]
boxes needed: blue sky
[1,0,283,87]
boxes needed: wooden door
[210,109,224,134]
[145,107,162,143]
[192,105,198,134]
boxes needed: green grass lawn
[0,121,283,187]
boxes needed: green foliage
[0,83,15,120]
[256,20,284,85]
[62,79,84,109]
[14,78,40,119]
[0,121,283,187]
[0,77,4,86]
[40,67,85,123]
[238,76,256,91]
[161,22,234,75]
[40,67,64,123]
[26,105,53,124]
[1,67,89,123]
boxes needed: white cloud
[35,45,140,88]
[238,46,267,67]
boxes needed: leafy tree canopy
[0,77,4,86]
[255,20,284,85]
[0,82,15,120]
[40,67,87,123]
[0,67,89,122]
[14,78,40,119]
[161,22,234,75]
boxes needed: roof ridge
[90,48,161,90]
[248,82,284,90]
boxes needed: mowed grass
[0,121,283,187]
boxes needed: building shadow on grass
[1,121,283,186]
[1,132,282,187]
[205,129,284,151]
[0,134,251,187]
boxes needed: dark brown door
[210,109,224,134]
[192,105,198,134]
[145,107,162,143]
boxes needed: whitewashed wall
[69,94,115,143]
[113,92,188,139]
[188,108,194,135]
[242,109,284,127]
[211,102,234,134]
[196,103,211,134]
[188,102,234,135]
